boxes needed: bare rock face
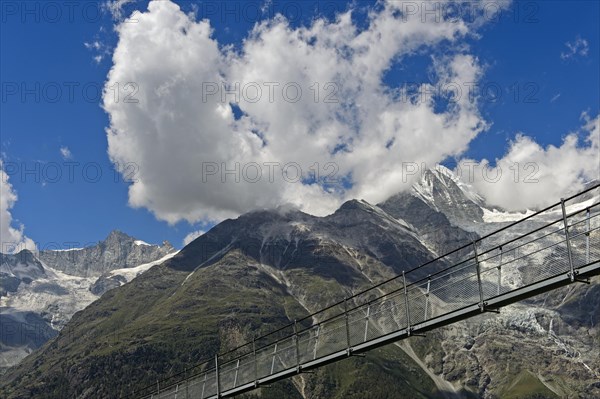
[0,250,46,296]
[89,274,128,296]
[37,231,175,277]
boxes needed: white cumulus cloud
[457,113,600,211]
[103,0,497,223]
[1,162,36,254]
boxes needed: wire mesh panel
[185,373,206,399]
[202,369,218,399]
[236,351,257,388]
[406,282,428,326]
[219,348,257,392]
[531,240,570,283]
[177,368,217,399]
[568,206,600,268]
[476,246,503,300]
[363,297,392,341]
[153,385,174,399]
[272,336,297,374]
[173,381,189,399]
[426,260,480,318]
[590,216,600,264]
[375,291,408,335]
[297,326,319,364]
[347,305,369,346]
[255,342,277,379]
[160,383,185,399]
[502,229,569,287]
[310,325,322,361]
[181,377,201,399]
[315,315,348,357]
[218,359,237,392]
[569,217,590,267]
[158,361,213,399]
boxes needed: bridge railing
[130,184,599,399]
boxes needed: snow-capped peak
[411,171,437,209]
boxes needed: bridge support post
[402,271,411,335]
[215,354,221,398]
[561,199,576,282]
[497,246,502,296]
[294,320,301,372]
[473,241,484,311]
[586,208,590,264]
[253,338,258,387]
[270,343,278,374]
[200,371,207,399]
[344,299,351,355]
[233,359,240,388]
[313,325,320,360]
[185,368,189,399]
[363,305,370,342]
[424,275,431,321]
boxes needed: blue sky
[1,0,598,251]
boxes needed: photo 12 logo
[399,161,540,184]
[398,81,540,105]
[387,1,540,24]
[200,161,340,184]
[1,81,139,104]
[0,1,141,24]
[1,161,140,184]
[201,81,340,104]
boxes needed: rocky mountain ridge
[0,232,176,374]
[37,230,175,278]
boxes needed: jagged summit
[379,166,485,237]
[104,229,134,242]
[37,231,175,278]
[103,230,174,250]
[337,198,373,211]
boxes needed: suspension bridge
[130,184,600,399]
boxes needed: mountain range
[0,232,176,373]
[0,166,598,398]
